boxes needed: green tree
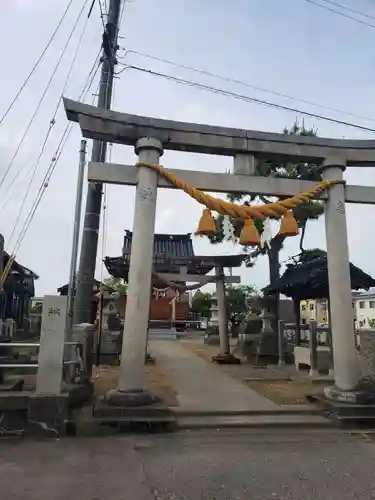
[209,121,325,352]
[226,284,259,336]
[297,247,326,264]
[191,291,213,319]
[226,285,258,321]
[368,318,375,329]
[103,277,128,296]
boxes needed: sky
[1,0,375,296]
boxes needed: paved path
[150,340,279,412]
[1,430,374,499]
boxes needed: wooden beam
[158,273,241,284]
[88,162,375,205]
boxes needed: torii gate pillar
[321,160,360,394]
[215,266,230,357]
[105,137,166,408]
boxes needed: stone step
[177,414,332,430]
[173,406,322,417]
[0,379,24,392]
[148,329,177,340]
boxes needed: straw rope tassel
[135,161,343,245]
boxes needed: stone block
[0,378,24,392]
[204,334,220,346]
[27,393,71,438]
[93,396,175,427]
[0,391,31,411]
[312,392,375,427]
[324,386,375,405]
[0,409,27,437]
[357,330,375,383]
[62,382,94,408]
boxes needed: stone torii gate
[64,98,375,420]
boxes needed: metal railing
[278,320,334,374]
[0,341,81,369]
[0,342,79,348]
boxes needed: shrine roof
[123,230,195,259]
[3,252,39,280]
[263,254,375,300]
[2,252,38,296]
[105,254,245,280]
[122,230,245,267]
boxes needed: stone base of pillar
[93,390,175,428]
[324,386,375,405]
[212,353,241,365]
[105,388,160,406]
[310,375,334,384]
[309,386,375,428]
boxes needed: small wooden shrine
[105,231,245,325]
[263,250,375,344]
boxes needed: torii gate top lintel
[63,98,375,166]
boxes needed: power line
[0,50,101,215]
[120,49,375,124]
[119,0,126,25]
[0,0,89,192]
[122,63,375,134]
[0,0,75,127]
[97,0,106,27]
[301,0,375,29]
[7,116,56,246]
[3,49,101,220]
[319,0,375,21]
[7,6,94,246]
[7,58,101,259]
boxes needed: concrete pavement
[1,430,375,499]
[150,340,279,412]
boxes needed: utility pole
[67,140,87,332]
[73,0,122,324]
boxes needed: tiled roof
[104,230,247,279]
[105,256,213,278]
[1,252,38,296]
[353,288,375,299]
[123,231,194,258]
[264,256,375,300]
[3,252,38,280]
[105,254,246,280]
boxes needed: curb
[176,417,333,431]
[173,407,321,418]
